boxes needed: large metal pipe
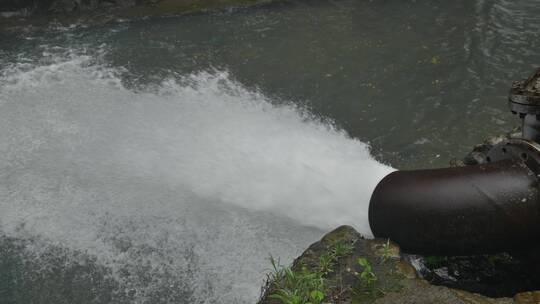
[367,69,540,255]
[369,158,540,255]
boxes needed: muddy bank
[0,0,277,16]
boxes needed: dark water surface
[1,0,540,303]
[3,0,540,168]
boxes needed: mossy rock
[259,226,518,304]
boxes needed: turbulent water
[0,47,392,303]
[2,0,540,303]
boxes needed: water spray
[369,68,540,255]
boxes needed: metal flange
[486,138,540,175]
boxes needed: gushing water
[0,48,393,303]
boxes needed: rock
[259,226,517,304]
[514,291,540,304]
[366,239,400,259]
[413,251,540,298]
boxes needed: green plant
[380,239,392,263]
[309,290,325,303]
[270,289,303,304]
[266,241,354,304]
[358,257,377,286]
[332,242,354,257]
[270,288,324,304]
[318,252,335,275]
[267,258,326,304]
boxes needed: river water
[1,0,540,303]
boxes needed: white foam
[0,49,394,303]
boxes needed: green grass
[264,240,406,304]
[265,242,353,304]
[379,239,393,263]
[357,258,377,286]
